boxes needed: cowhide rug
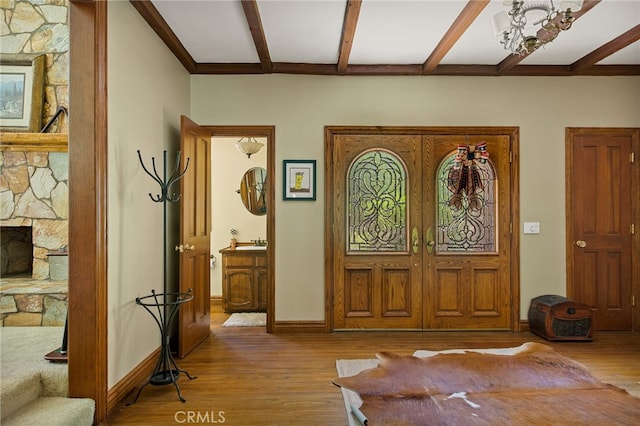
[333,342,640,425]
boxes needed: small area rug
[335,343,640,426]
[335,345,525,426]
[223,312,266,327]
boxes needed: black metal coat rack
[128,150,196,404]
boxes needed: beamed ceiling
[132,0,640,76]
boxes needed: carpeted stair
[0,327,95,425]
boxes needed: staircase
[0,327,94,425]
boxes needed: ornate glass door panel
[348,149,408,253]
[333,135,423,329]
[436,149,497,253]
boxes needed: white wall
[107,1,191,388]
[210,137,267,296]
[191,74,640,322]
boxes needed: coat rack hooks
[137,150,190,203]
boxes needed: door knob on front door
[412,227,420,254]
[575,240,587,248]
[425,227,435,254]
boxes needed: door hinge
[509,151,513,163]
[509,222,513,234]
[633,295,636,307]
[631,152,635,163]
[632,224,636,235]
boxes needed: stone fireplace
[0,226,33,277]
[0,151,68,280]
[0,0,70,326]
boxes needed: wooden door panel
[471,269,500,317]
[226,269,255,310]
[433,269,463,317]
[568,129,635,331]
[381,268,412,317]
[345,268,374,318]
[179,116,211,357]
[180,255,195,324]
[257,268,268,311]
[193,252,210,315]
[575,250,597,305]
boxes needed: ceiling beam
[195,63,266,75]
[571,24,640,73]
[241,0,272,74]
[337,0,362,75]
[129,0,197,73]
[497,0,602,74]
[189,62,639,76]
[422,0,490,74]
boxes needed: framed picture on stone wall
[0,54,45,133]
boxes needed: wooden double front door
[327,127,517,330]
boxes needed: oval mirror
[239,167,267,216]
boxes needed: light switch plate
[524,222,540,234]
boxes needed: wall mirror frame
[206,126,275,333]
[239,166,267,215]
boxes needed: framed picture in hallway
[283,160,316,201]
[0,54,45,133]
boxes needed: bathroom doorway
[207,126,275,332]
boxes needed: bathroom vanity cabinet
[219,247,267,313]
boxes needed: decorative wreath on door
[447,142,489,211]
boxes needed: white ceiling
[141,0,640,75]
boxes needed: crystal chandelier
[492,0,583,56]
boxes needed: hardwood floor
[102,307,639,425]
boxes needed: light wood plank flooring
[102,308,640,425]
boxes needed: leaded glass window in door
[436,145,497,253]
[347,149,408,253]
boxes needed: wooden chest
[528,295,593,341]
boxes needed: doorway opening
[207,126,276,333]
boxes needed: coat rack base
[128,290,196,405]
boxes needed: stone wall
[1,290,67,326]
[1,0,69,132]
[1,1,69,279]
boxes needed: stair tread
[0,373,41,420]
[2,396,95,426]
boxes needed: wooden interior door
[567,128,637,331]
[332,134,423,329]
[423,135,512,329]
[178,115,211,357]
